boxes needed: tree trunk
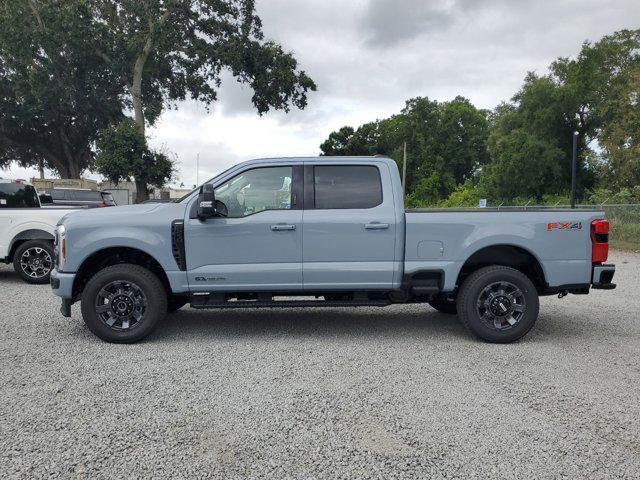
[135,178,148,204]
[128,12,171,203]
[130,78,148,202]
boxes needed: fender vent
[171,219,186,271]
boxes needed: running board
[190,294,391,309]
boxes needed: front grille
[171,220,186,271]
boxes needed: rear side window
[50,189,67,200]
[313,165,382,209]
[0,183,40,208]
[71,190,102,201]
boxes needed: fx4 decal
[547,221,583,231]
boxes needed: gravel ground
[0,251,639,479]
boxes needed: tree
[484,80,574,200]
[600,67,640,188]
[92,0,316,201]
[0,1,123,178]
[320,96,489,204]
[485,29,640,201]
[550,29,639,188]
[95,119,173,192]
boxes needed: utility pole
[402,142,407,196]
[196,152,200,186]
[571,132,578,209]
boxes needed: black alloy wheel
[80,264,167,343]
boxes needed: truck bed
[404,209,604,291]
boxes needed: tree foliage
[599,66,640,188]
[95,119,173,191]
[92,0,316,131]
[320,96,489,204]
[0,0,123,177]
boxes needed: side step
[190,294,391,309]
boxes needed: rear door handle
[365,222,390,230]
[271,224,296,231]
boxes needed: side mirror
[197,184,216,219]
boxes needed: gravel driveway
[1,251,638,479]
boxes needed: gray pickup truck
[50,156,616,343]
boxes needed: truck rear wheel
[80,264,167,343]
[13,239,54,284]
[457,266,539,343]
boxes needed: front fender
[64,227,174,273]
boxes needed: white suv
[0,179,76,283]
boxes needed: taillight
[591,219,609,263]
[98,203,106,208]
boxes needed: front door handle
[271,224,296,231]
[365,222,390,230]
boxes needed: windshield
[0,183,40,208]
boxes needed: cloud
[361,0,457,47]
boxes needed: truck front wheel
[80,264,167,343]
[457,266,539,343]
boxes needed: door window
[313,165,382,209]
[214,166,292,218]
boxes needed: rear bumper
[592,263,616,290]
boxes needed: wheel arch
[8,229,55,261]
[456,244,547,292]
[72,246,171,299]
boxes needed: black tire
[167,295,189,313]
[457,266,539,343]
[80,264,167,343]
[428,294,457,314]
[13,239,54,284]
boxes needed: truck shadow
[149,306,473,343]
[0,268,23,285]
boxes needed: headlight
[56,224,67,269]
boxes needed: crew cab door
[302,163,398,289]
[184,164,303,291]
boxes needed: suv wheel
[13,240,54,284]
[80,264,167,343]
[457,266,539,343]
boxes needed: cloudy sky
[7,0,640,187]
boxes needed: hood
[59,202,180,227]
